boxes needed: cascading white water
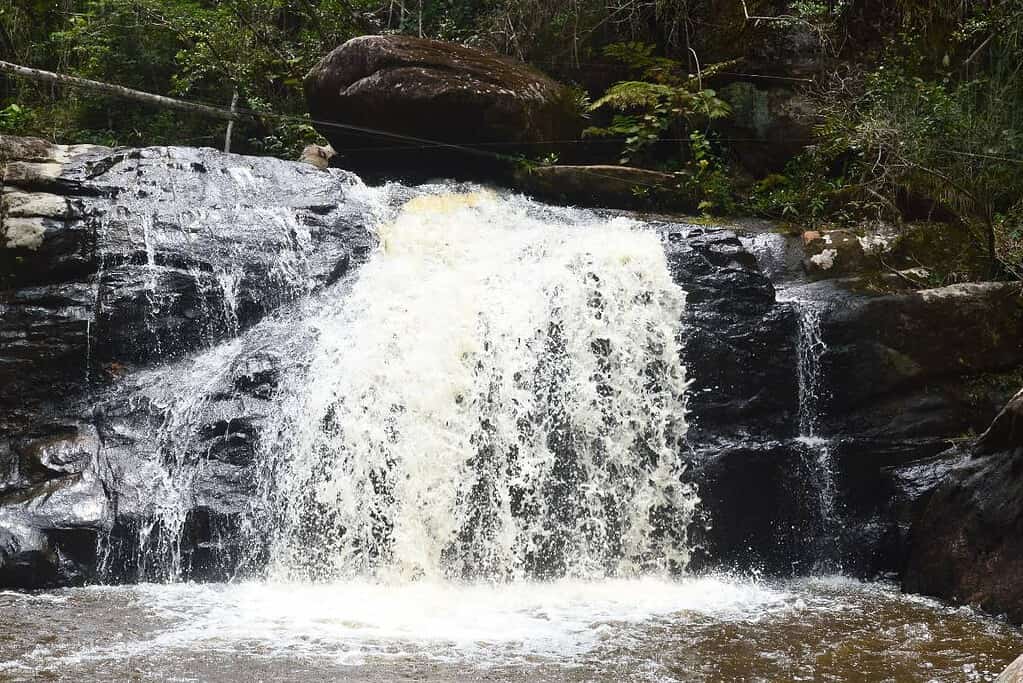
[795,304,838,531]
[780,291,841,564]
[91,151,360,580]
[794,303,827,439]
[260,189,699,582]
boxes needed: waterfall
[258,189,699,582]
[90,149,367,580]
[794,303,827,438]
[782,292,841,566]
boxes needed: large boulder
[820,282,1023,440]
[304,35,582,177]
[903,389,1023,624]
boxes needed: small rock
[803,229,868,277]
[997,653,1023,682]
[299,144,335,170]
[802,230,821,245]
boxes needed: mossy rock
[888,221,990,283]
[512,164,697,211]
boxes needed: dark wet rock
[828,438,959,578]
[0,523,58,588]
[738,228,806,284]
[2,137,376,406]
[1,136,376,587]
[693,434,972,580]
[662,227,798,442]
[739,243,1023,583]
[718,82,818,176]
[305,35,581,177]
[819,282,1023,440]
[664,229,807,575]
[2,424,98,493]
[693,439,825,575]
[0,472,108,588]
[513,165,685,210]
[904,390,1023,624]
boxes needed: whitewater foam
[261,188,698,582]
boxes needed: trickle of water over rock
[259,190,699,582]
[778,289,841,567]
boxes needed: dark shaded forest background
[2,0,1021,276]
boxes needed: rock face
[821,282,1023,441]
[662,226,817,574]
[1,135,376,586]
[795,280,1021,578]
[3,133,1022,607]
[903,389,1023,624]
[718,82,818,176]
[730,229,1023,579]
[304,35,581,177]
[665,227,797,444]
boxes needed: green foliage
[747,154,851,224]
[583,42,732,167]
[809,19,1023,272]
[0,0,1019,277]
[741,1,1023,278]
[674,131,736,216]
[0,0,374,154]
[0,103,33,133]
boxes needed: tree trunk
[224,88,240,153]
[0,60,243,122]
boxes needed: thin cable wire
[11,64,1023,168]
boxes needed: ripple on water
[1,576,1021,682]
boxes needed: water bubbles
[261,189,699,582]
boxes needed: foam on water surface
[2,577,1021,681]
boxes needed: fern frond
[602,42,657,70]
[590,81,673,111]
[684,59,744,89]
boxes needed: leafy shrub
[583,42,733,166]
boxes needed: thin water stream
[780,289,843,569]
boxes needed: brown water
[1,576,1020,682]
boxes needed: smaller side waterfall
[781,291,842,568]
[794,304,827,439]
